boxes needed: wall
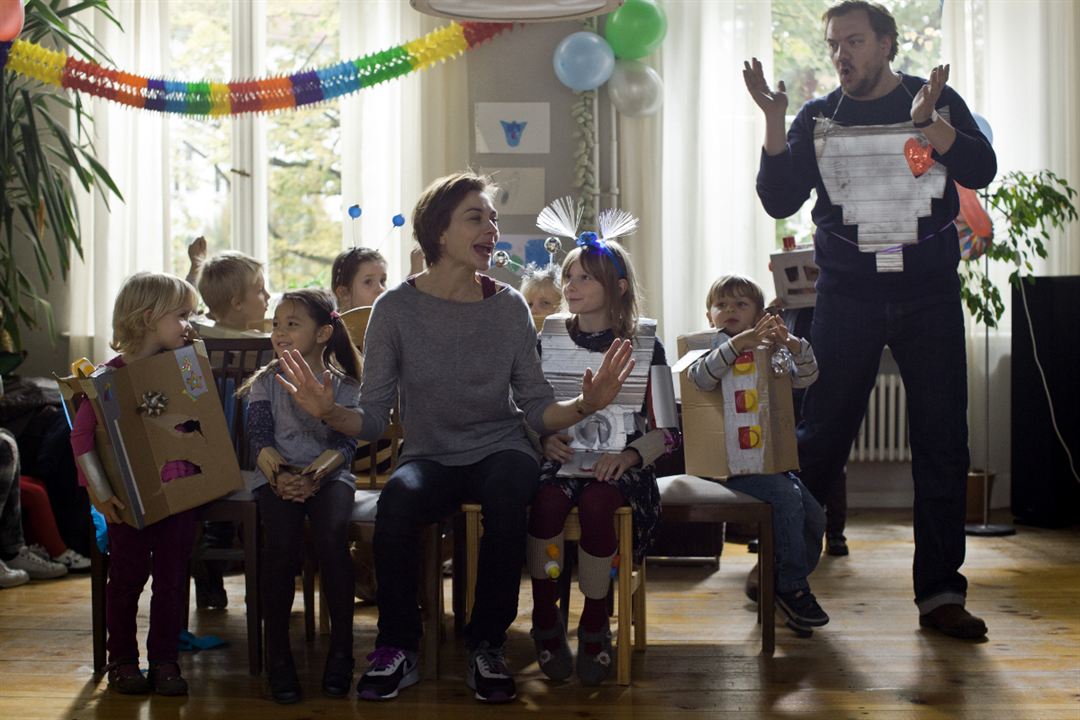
[465,20,611,287]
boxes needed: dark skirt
[538,460,661,565]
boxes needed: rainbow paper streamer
[0,22,511,117]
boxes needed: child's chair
[461,503,645,686]
[191,337,275,674]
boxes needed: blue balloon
[553,31,615,92]
[392,213,405,227]
[347,204,361,219]
[972,112,993,145]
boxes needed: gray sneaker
[52,549,91,573]
[575,624,614,686]
[8,546,67,579]
[466,642,516,703]
[530,624,572,681]
[0,559,29,588]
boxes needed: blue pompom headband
[536,197,639,280]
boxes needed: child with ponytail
[239,288,363,704]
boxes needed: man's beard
[844,63,886,99]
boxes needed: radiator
[850,372,911,462]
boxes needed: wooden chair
[461,504,645,686]
[192,337,276,674]
[656,474,775,656]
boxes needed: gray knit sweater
[355,280,555,466]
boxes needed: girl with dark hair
[331,247,388,312]
[240,288,362,704]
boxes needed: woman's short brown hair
[411,172,495,266]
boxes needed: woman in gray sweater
[277,172,634,704]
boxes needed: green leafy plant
[959,170,1078,328]
[0,0,122,357]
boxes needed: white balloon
[606,60,663,117]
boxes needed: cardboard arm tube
[76,452,115,503]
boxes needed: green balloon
[604,0,668,60]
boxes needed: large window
[166,0,343,291]
[265,1,342,291]
[770,0,943,244]
[167,1,232,277]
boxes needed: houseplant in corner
[957,169,1078,536]
[0,0,121,369]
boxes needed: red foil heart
[904,137,936,177]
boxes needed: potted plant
[957,170,1078,535]
[0,0,121,371]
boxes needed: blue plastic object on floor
[178,630,228,652]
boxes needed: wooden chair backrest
[202,337,275,471]
[341,306,373,354]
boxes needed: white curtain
[942,0,1080,493]
[339,2,468,281]
[648,0,775,350]
[70,1,170,362]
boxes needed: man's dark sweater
[757,74,997,302]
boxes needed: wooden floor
[1,509,1077,719]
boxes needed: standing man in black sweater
[743,0,996,639]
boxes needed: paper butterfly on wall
[500,120,527,147]
[536,196,639,279]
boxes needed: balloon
[552,31,615,93]
[956,183,993,238]
[392,213,405,227]
[0,0,25,42]
[347,204,361,219]
[606,60,663,117]
[972,112,993,145]
[604,0,667,60]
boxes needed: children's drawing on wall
[475,102,550,154]
[493,234,551,275]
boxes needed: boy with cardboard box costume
[681,275,829,632]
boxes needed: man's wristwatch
[913,111,938,129]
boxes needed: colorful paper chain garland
[0,21,510,116]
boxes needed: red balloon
[956,182,993,238]
[0,0,24,42]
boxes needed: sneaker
[466,642,516,703]
[148,661,188,696]
[193,562,228,609]
[267,660,301,704]
[322,654,354,698]
[780,614,815,638]
[356,647,419,701]
[8,546,67,579]
[530,624,572,681]
[0,559,29,589]
[52,549,91,573]
[825,535,849,556]
[107,660,150,695]
[776,588,829,628]
[575,624,614,687]
[27,543,50,560]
